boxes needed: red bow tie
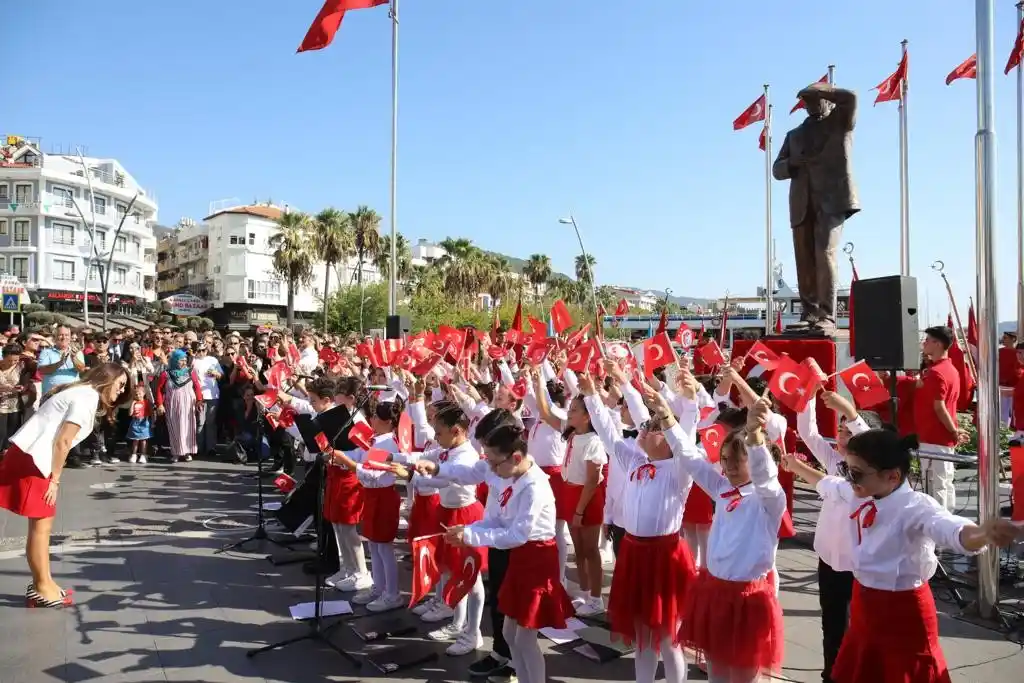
[630,463,657,482]
[438,450,450,463]
[498,486,513,508]
[720,486,744,512]
[850,500,877,545]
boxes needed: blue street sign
[1,293,19,313]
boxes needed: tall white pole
[898,39,911,276]
[763,85,774,336]
[827,64,840,324]
[75,149,99,327]
[1017,2,1024,338]
[973,0,1001,620]
[388,0,399,319]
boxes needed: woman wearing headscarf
[154,349,203,463]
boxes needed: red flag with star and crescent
[297,0,388,53]
[839,360,891,409]
[409,535,442,608]
[791,74,829,113]
[946,54,977,85]
[947,314,976,411]
[1006,19,1024,74]
[874,51,908,105]
[734,95,766,130]
[768,354,820,413]
[442,545,487,607]
[642,332,676,378]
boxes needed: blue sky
[7,1,1023,324]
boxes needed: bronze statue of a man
[772,82,859,335]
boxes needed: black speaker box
[850,275,919,371]
[386,315,410,340]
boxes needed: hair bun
[899,434,920,452]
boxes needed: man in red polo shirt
[914,326,964,512]
[999,332,1021,426]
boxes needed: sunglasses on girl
[836,460,878,485]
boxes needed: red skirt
[679,569,784,674]
[833,582,951,683]
[557,482,606,525]
[439,502,487,573]
[360,486,401,543]
[476,483,488,506]
[0,445,55,519]
[323,466,362,525]
[498,539,575,629]
[778,470,796,539]
[540,465,564,503]
[608,533,696,650]
[682,486,714,525]
[407,492,442,542]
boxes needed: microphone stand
[247,394,367,667]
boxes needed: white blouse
[13,384,99,478]
[796,400,870,572]
[412,440,481,509]
[424,458,512,522]
[346,432,399,488]
[561,431,607,485]
[664,407,787,582]
[523,382,568,469]
[462,461,558,549]
[816,477,977,591]
[585,395,692,537]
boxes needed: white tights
[634,626,688,683]
[331,523,367,576]
[502,618,545,683]
[681,524,710,569]
[706,661,759,683]
[368,541,398,599]
[438,572,484,638]
[554,520,570,584]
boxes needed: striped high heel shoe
[25,583,73,609]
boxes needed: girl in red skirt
[443,408,574,683]
[579,370,695,683]
[0,363,129,608]
[648,378,787,683]
[783,429,1022,683]
[328,397,406,613]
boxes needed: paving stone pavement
[0,458,1021,683]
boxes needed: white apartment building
[0,136,159,311]
[611,287,659,312]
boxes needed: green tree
[311,207,352,332]
[437,237,487,303]
[374,232,413,285]
[524,253,552,302]
[270,211,315,329]
[575,253,597,285]
[348,205,382,331]
[327,283,389,334]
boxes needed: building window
[115,267,127,285]
[94,230,106,250]
[53,259,75,281]
[89,265,100,281]
[247,279,281,300]
[11,257,28,282]
[13,221,29,246]
[229,235,243,245]
[114,235,127,253]
[132,237,140,256]
[0,256,6,273]
[116,203,127,222]
[132,211,142,224]
[52,186,74,208]
[14,184,32,204]
[93,196,107,215]
[248,233,255,245]
[133,272,141,287]
[0,184,8,202]
[0,219,6,236]
[53,222,75,246]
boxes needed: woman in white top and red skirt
[784,429,1021,683]
[443,408,574,683]
[581,368,695,683]
[0,363,129,608]
[651,378,786,683]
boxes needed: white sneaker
[421,603,456,622]
[427,623,463,641]
[575,596,605,616]
[446,633,483,656]
[411,598,437,616]
[128,454,138,464]
[366,594,405,613]
[138,455,147,464]
[338,572,372,592]
[352,589,380,605]
[324,570,350,588]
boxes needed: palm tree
[270,211,315,329]
[437,237,487,302]
[549,275,583,306]
[483,254,515,310]
[348,205,382,332]
[404,264,441,298]
[523,253,552,302]
[575,253,597,285]
[311,207,352,331]
[374,233,413,286]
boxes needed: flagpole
[973,0,1001,621]
[763,84,774,336]
[388,0,399,318]
[898,39,911,276]
[1017,1,1024,338]
[827,64,840,323]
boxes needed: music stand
[247,401,364,667]
[218,400,295,554]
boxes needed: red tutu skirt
[323,466,363,525]
[439,502,487,573]
[556,482,606,525]
[832,582,951,683]
[682,486,714,525]
[476,483,488,506]
[679,569,784,674]
[608,533,696,650]
[498,539,575,629]
[0,445,55,519]
[407,492,442,542]
[360,485,401,543]
[540,465,564,503]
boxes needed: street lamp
[558,215,600,317]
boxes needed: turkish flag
[397,412,413,453]
[356,342,380,367]
[319,347,340,366]
[774,307,783,334]
[409,535,442,608]
[946,54,977,85]
[510,299,524,338]
[758,126,767,151]
[438,325,462,346]
[948,324,976,412]
[614,299,630,316]
[266,360,292,389]
[551,300,573,334]
[642,332,676,377]
[655,309,668,336]
[348,421,375,451]
[674,323,694,349]
[235,355,254,380]
[734,94,767,130]
[527,316,548,341]
[696,339,726,368]
[567,338,598,372]
[487,345,507,360]
[277,406,297,429]
[255,390,279,409]
[525,338,555,366]
[508,376,528,400]
[791,74,829,113]
[297,0,388,53]
[967,303,979,349]
[363,447,392,471]
[874,51,908,105]
[442,545,486,607]
[411,353,441,377]
[801,357,829,384]
[839,360,891,409]
[605,341,631,362]
[565,324,590,351]
[699,423,727,464]
[287,342,301,365]
[265,413,281,430]
[390,348,416,372]
[273,473,297,494]
[314,432,330,452]
[1007,19,1024,74]
[768,355,819,413]
[745,340,780,370]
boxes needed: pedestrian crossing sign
[1,293,19,313]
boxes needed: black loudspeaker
[386,314,410,339]
[850,275,920,370]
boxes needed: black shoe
[65,457,86,469]
[485,664,516,683]
[469,655,509,677]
